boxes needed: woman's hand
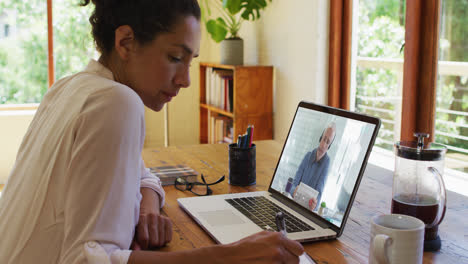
[132,188,173,250]
[221,231,304,264]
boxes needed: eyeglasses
[175,174,225,196]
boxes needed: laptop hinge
[269,192,337,231]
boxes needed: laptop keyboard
[225,196,315,233]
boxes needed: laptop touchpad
[199,210,246,226]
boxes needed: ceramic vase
[220,38,243,65]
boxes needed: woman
[0,0,304,263]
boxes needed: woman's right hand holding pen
[128,229,304,264]
[221,230,304,264]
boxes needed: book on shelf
[205,67,211,105]
[149,165,198,186]
[208,114,233,144]
[204,67,233,111]
[209,116,215,143]
[224,76,233,112]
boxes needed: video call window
[271,107,376,227]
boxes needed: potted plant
[201,0,272,65]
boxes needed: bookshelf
[199,62,273,144]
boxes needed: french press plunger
[392,133,447,251]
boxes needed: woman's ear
[114,25,135,61]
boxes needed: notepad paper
[149,165,198,186]
[300,253,317,264]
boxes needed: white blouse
[0,60,165,264]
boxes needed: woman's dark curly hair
[80,0,200,55]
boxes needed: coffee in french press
[392,133,447,252]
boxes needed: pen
[249,125,254,147]
[246,125,252,147]
[243,133,249,148]
[275,212,287,236]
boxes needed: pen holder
[228,143,256,186]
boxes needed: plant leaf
[240,0,270,21]
[206,18,229,43]
[223,0,242,15]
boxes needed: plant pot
[220,38,243,65]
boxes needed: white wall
[197,0,330,142]
[241,0,330,141]
[0,111,34,183]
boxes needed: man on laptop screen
[288,122,337,211]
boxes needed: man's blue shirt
[290,148,330,204]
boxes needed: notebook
[178,101,380,247]
[149,165,198,186]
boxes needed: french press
[391,133,447,251]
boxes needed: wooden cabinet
[199,62,273,144]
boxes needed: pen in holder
[228,143,256,186]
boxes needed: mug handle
[373,234,392,264]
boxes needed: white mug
[369,214,425,264]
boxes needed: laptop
[178,101,381,245]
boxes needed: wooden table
[142,140,468,264]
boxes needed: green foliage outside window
[356,0,467,156]
[435,0,468,154]
[355,0,405,150]
[0,0,94,104]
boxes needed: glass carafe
[391,133,447,252]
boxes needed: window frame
[328,0,352,110]
[328,0,442,143]
[47,0,54,88]
[400,0,441,142]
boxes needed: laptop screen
[270,103,378,228]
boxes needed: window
[52,0,96,83]
[0,0,94,105]
[329,0,468,174]
[435,0,468,173]
[351,0,406,151]
[0,2,46,104]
